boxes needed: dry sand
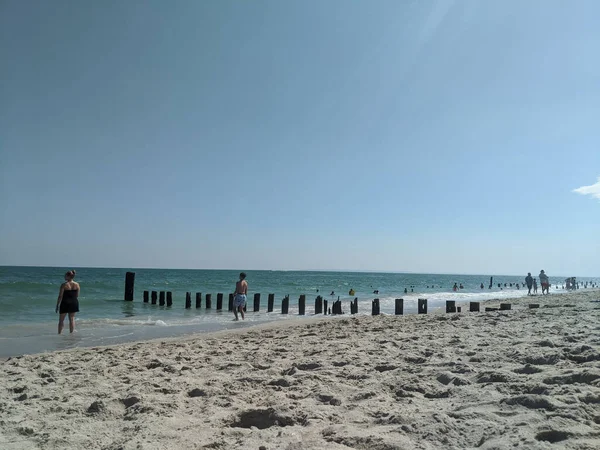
[1,290,599,450]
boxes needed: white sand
[1,290,599,449]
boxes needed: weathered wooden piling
[418,298,427,314]
[253,293,261,312]
[324,300,328,315]
[470,302,480,312]
[267,293,274,312]
[529,304,540,309]
[351,298,358,314]
[332,300,342,315]
[195,293,202,308]
[372,298,380,315]
[143,290,149,303]
[151,291,157,305]
[159,291,165,306]
[457,306,462,312]
[124,272,135,301]
[282,296,289,314]
[206,294,212,309]
[216,293,223,311]
[299,295,306,315]
[446,300,456,313]
[228,293,234,312]
[167,291,173,307]
[500,303,511,310]
[185,292,191,309]
[315,296,323,314]
[395,298,404,315]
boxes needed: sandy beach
[1,290,599,450]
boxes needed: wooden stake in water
[124,272,135,301]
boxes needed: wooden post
[418,298,427,314]
[395,298,404,315]
[529,304,540,309]
[500,303,511,310]
[151,291,157,305]
[457,306,462,312]
[228,293,234,312]
[124,272,135,301]
[281,295,289,314]
[253,293,261,312]
[372,298,380,315]
[159,291,165,306]
[143,291,149,303]
[267,293,274,312]
[470,302,480,312]
[331,300,339,315]
[352,298,358,314]
[446,300,456,313]
[184,292,191,309]
[324,299,328,315]
[299,295,306,315]
[315,296,323,314]
[195,292,202,308]
[167,292,173,307]
[216,293,223,311]
[205,294,212,309]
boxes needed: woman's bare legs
[58,313,67,334]
[68,313,76,333]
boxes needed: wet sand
[1,290,599,449]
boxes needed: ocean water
[0,266,596,357]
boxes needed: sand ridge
[1,291,599,449]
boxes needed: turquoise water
[0,266,597,357]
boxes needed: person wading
[56,270,80,334]
[233,272,248,321]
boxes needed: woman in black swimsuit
[55,270,80,334]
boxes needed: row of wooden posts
[126,273,538,316]
[139,290,534,315]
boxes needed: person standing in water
[233,272,248,321]
[55,270,80,334]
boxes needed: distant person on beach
[533,279,538,294]
[539,270,550,295]
[452,283,458,292]
[525,273,533,295]
[55,270,80,334]
[233,272,247,321]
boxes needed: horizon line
[0,264,596,279]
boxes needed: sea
[0,266,597,358]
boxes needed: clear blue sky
[1,0,599,276]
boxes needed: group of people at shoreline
[54,270,597,332]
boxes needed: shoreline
[1,289,599,449]
[1,288,597,361]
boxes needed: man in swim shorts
[539,270,550,295]
[233,272,247,321]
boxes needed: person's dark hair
[65,270,76,279]
[239,272,246,279]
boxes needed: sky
[1,0,599,276]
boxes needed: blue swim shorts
[234,294,247,308]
